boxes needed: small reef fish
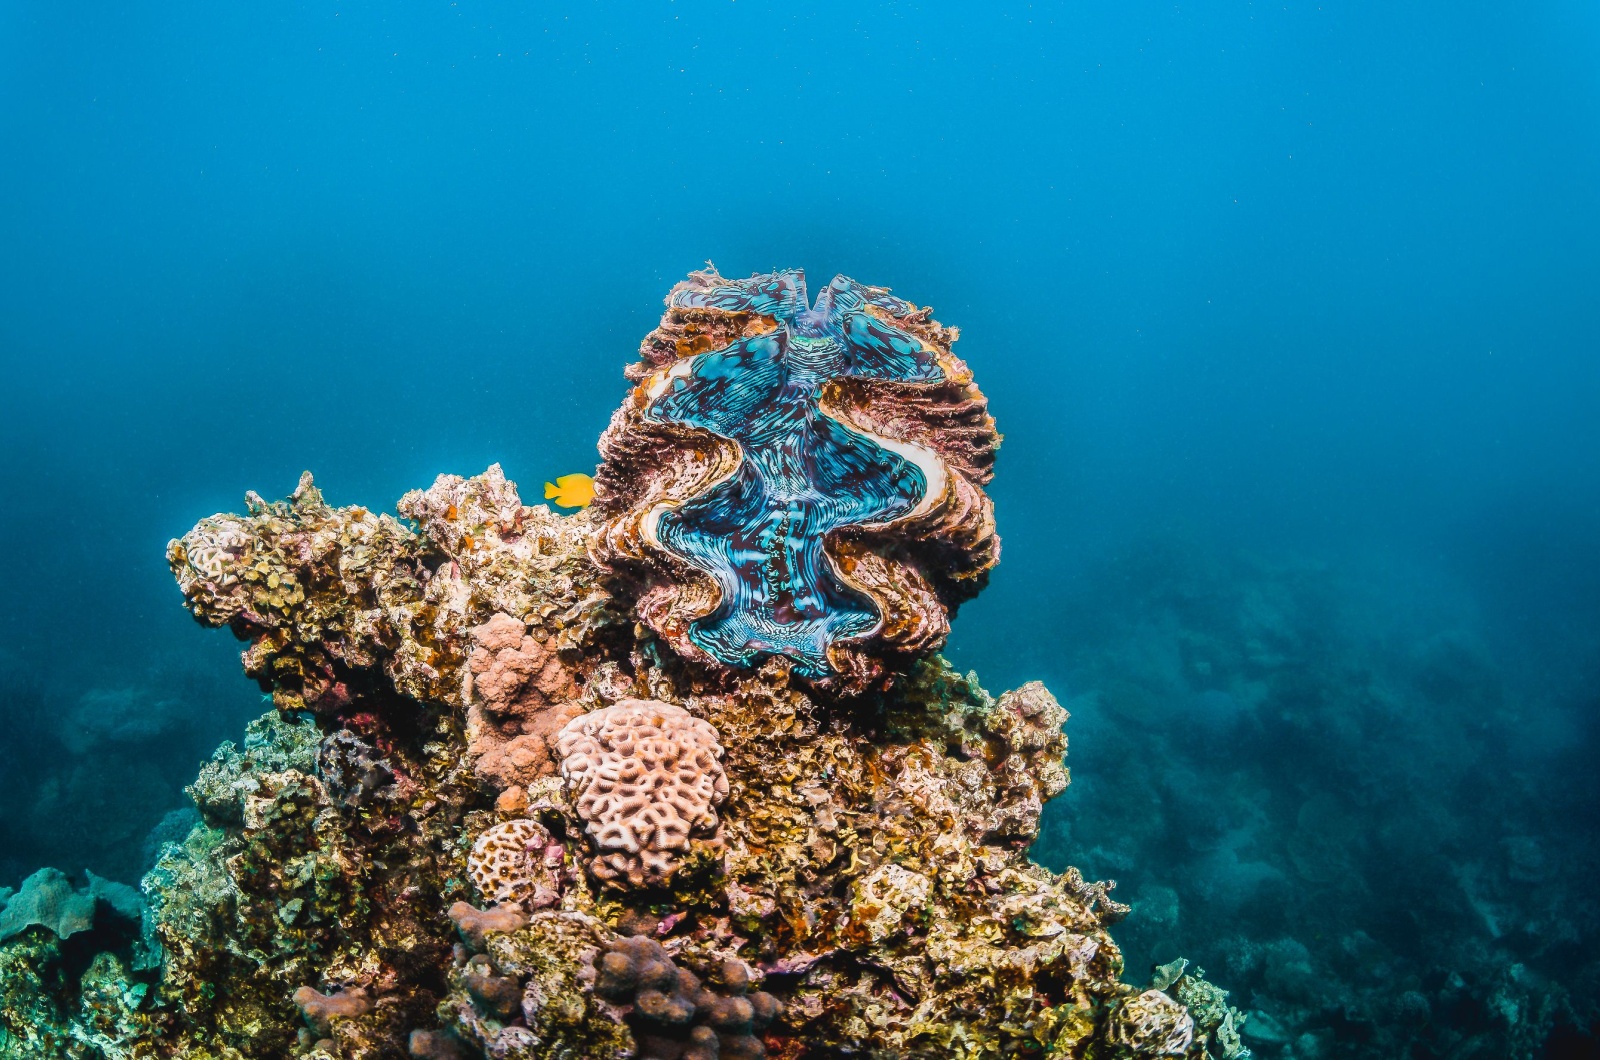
[544,473,595,509]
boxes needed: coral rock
[462,953,524,1019]
[292,986,373,1038]
[1106,989,1197,1057]
[445,911,633,1060]
[97,295,1253,1059]
[409,1027,471,1059]
[448,902,531,953]
[169,464,607,725]
[847,862,933,945]
[557,699,729,888]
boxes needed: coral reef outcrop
[0,270,1247,1060]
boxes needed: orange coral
[464,612,583,791]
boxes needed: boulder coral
[0,269,1248,1059]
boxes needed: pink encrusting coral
[463,612,585,793]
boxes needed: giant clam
[593,267,1000,688]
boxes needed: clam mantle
[593,267,1000,691]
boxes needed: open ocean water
[1,3,1597,1057]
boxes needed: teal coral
[0,868,143,945]
[0,869,152,1058]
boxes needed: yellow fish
[544,473,595,509]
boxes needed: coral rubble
[0,270,1245,1059]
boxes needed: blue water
[2,3,1597,1053]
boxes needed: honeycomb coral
[556,700,728,888]
[593,267,999,688]
[466,820,564,910]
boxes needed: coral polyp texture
[593,267,1000,688]
[0,270,1249,1060]
[557,699,729,889]
[467,819,564,909]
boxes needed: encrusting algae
[0,268,1249,1059]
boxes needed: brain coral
[556,699,729,888]
[594,267,999,688]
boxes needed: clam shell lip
[820,403,948,527]
[645,358,696,403]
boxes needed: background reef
[1031,542,1600,1058]
[1,2,1598,1059]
